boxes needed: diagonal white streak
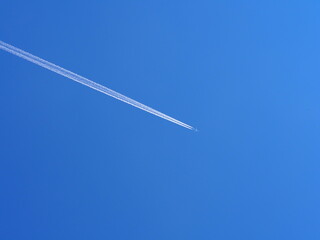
[0,40,195,130]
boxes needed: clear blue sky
[1,1,320,239]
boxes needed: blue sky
[1,1,320,239]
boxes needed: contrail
[0,40,195,130]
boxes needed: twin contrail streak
[0,40,195,130]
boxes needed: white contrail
[0,40,195,130]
